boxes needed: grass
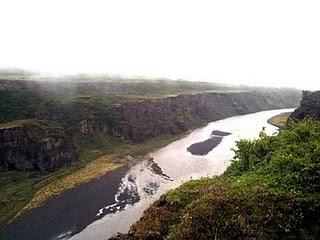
[19,132,187,214]
[121,120,320,240]
[0,79,239,126]
[0,119,61,128]
[1,77,299,127]
[19,155,121,214]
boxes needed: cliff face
[94,90,301,142]
[0,88,301,172]
[0,120,76,172]
[291,91,320,121]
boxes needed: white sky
[0,0,319,90]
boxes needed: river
[2,109,293,240]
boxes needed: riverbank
[267,111,292,128]
[69,109,290,240]
[0,132,186,229]
[0,79,301,229]
[118,119,320,240]
[1,131,191,240]
[2,166,129,240]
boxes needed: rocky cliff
[92,90,301,142]
[0,80,302,172]
[0,120,76,172]
[291,90,320,121]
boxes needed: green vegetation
[0,88,42,123]
[0,73,302,231]
[0,76,231,228]
[126,120,320,239]
[0,77,226,227]
[0,119,61,128]
[0,78,237,126]
[0,75,299,127]
[0,131,185,229]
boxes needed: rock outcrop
[94,90,301,142]
[0,87,301,172]
[0,120,76,172]
[291,91,320,121]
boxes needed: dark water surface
[2,166,130,240]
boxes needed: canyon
[112,92,320,240]
[0,79,301,172]
[0,77,302,237]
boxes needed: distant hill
[0,69,301,126]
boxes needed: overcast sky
[0,0,319,89]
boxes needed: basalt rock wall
[0,89,301,172]
[291,91,320,121]
[94,90,301,142]
[0,120,76,172]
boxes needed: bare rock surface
[0,120,76,171]
[291,91,320,121]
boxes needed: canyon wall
[93,90,301,142]
[0,88,301,172]
[0,120,76,171]
[291,91,320,121]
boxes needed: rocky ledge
[0,119,76,172]
[291,90,320,121]
[0,89,301,172]
[93,90,301,142]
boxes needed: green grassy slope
[121,120,320,240]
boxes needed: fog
[0,0,319,90]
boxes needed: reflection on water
[70,109,294,240]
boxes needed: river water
[68,108,293,240]
[2,109,293,240]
